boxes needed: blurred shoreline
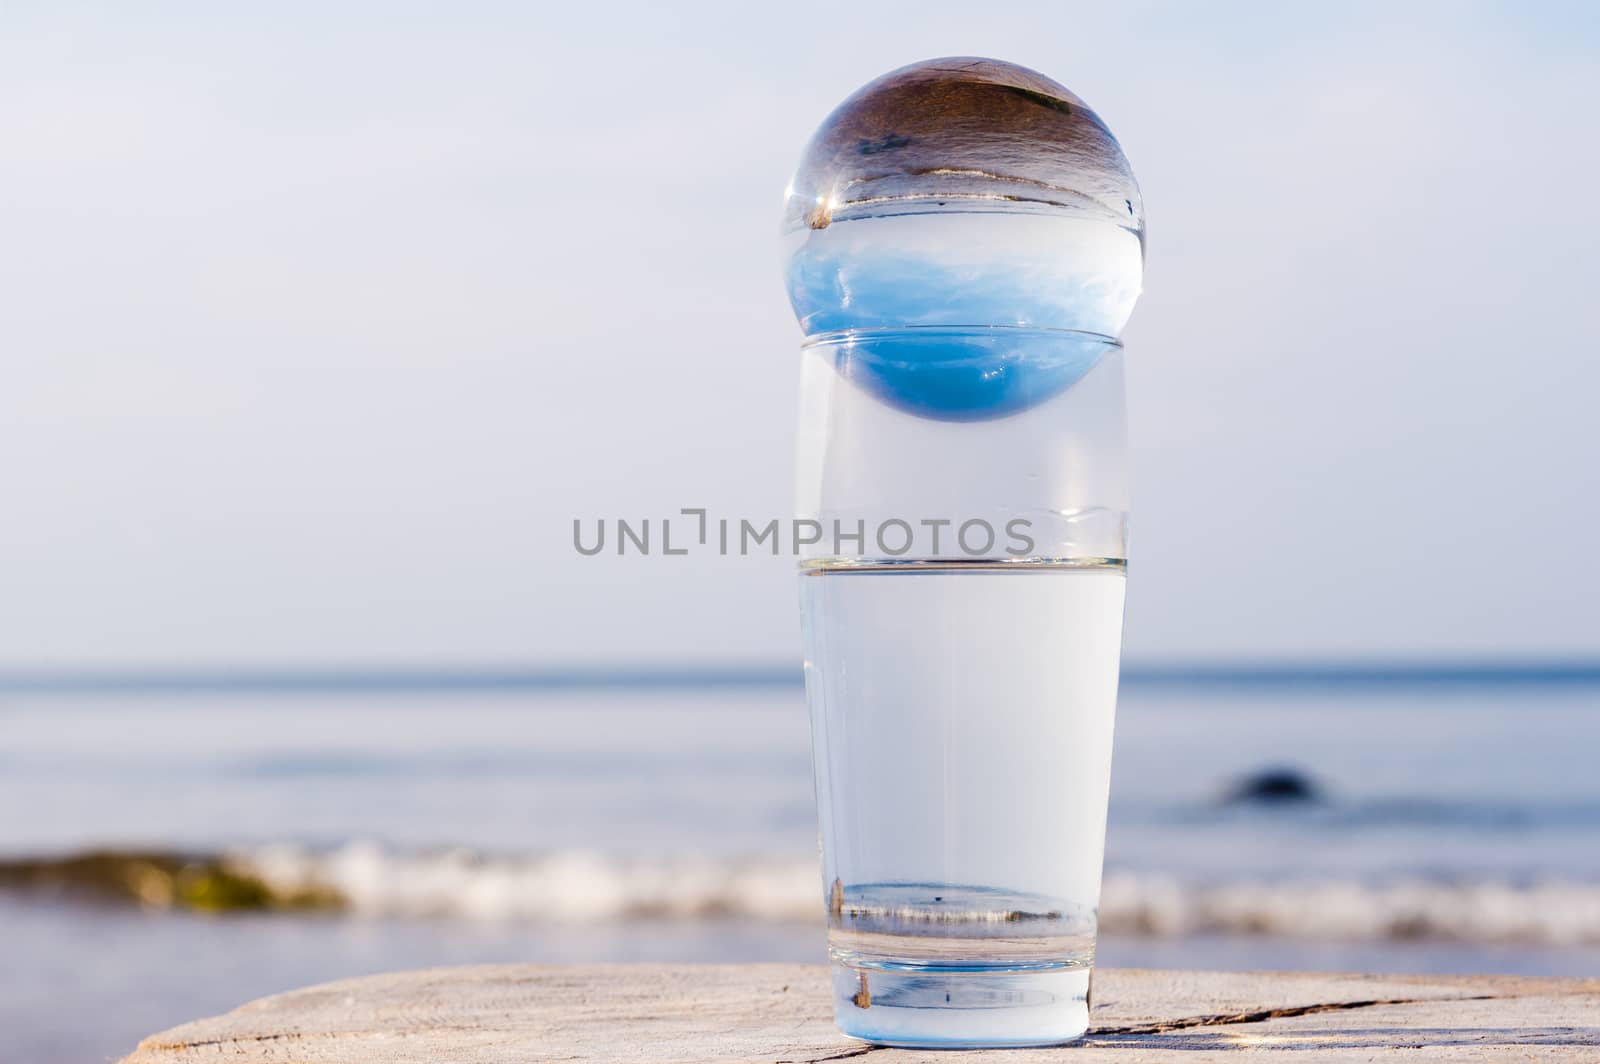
[8,844,1600,947]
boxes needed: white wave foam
[1100,871,1600,945]
[240,842,820,922]
[234,843,1600,945]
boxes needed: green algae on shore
[0,851,344,913]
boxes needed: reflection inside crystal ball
[783,58,1144,421]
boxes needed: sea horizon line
[0,660,1597,695]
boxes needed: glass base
[830,961,1091,1048]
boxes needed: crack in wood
[155,1024,483,1052]
[776,1046,878,1063]
[148,1032,302,1050]
[1091,994,1500,1036]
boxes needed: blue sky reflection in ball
[783,58,1145,421]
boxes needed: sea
[3,668,1599,1063]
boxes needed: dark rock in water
[1223,767,1323,805]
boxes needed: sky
[1,1,1597,668]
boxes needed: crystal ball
[782,58,1144,420]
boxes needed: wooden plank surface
[120,964,1600,1063]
